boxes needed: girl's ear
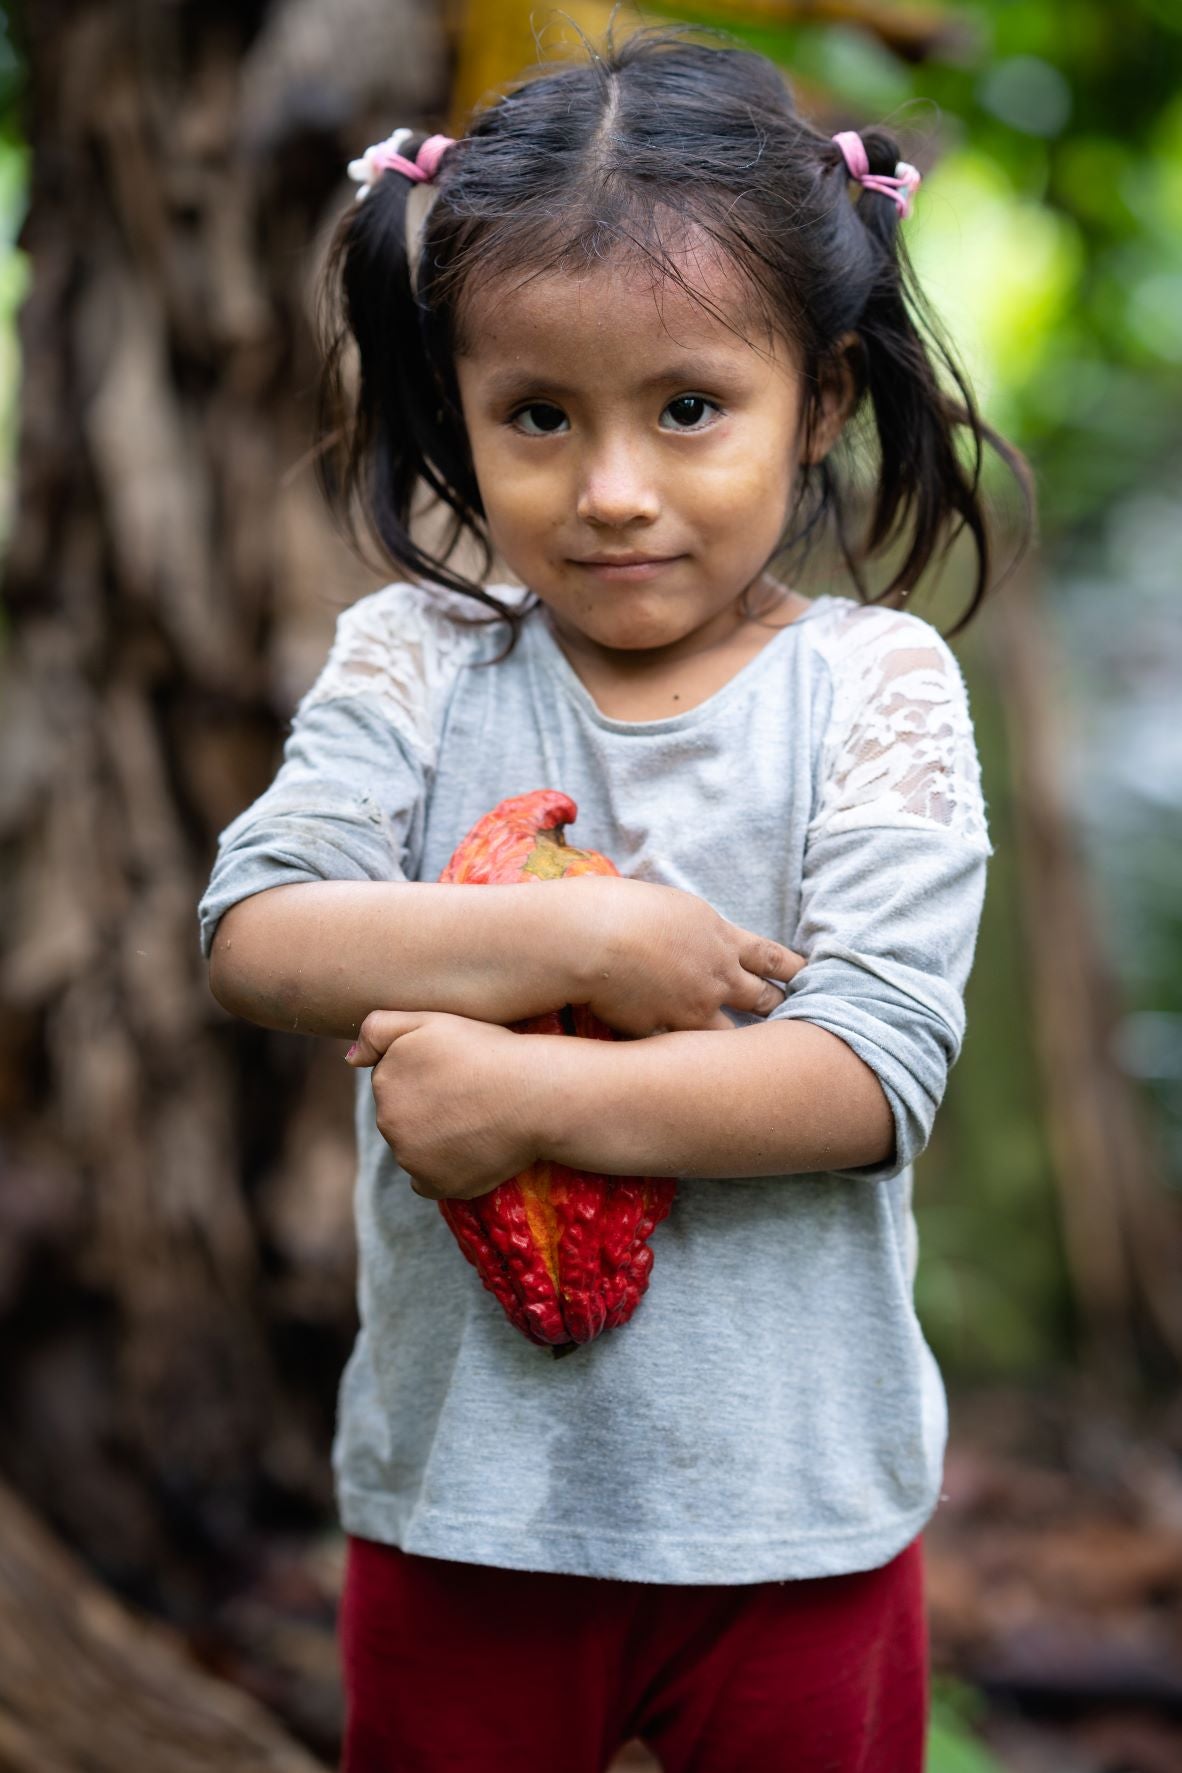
[801,330,862,464]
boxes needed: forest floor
[923,1377,1182,1773]
[180,1376,1182,1773]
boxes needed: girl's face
[454,246,849,667]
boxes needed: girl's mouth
[570,555,684,581]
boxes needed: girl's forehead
[455,247,781,369]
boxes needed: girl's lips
[570,556,684,581]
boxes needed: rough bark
[0,1475,329,1770]
[0,0,447,1606]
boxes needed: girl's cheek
[688,451,793,535]
[487,458,568,528]
[482,482,563,564]
[466,432,550,523]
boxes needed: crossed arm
[209,875,896,1201]
[344,1008,895,1199]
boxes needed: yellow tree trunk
[450,0,628,124]
[447,0,964,126]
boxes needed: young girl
[199,28,1031,1773]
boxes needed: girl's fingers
[345,1008,427,1067]
[719,932,804,1018]
[724,972,789,1018]
[734,931,806,988]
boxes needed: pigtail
[313,136,516,630]
[821,127,1036,634]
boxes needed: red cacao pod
[438,789,677,1355]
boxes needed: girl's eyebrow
[479,360,743,403]
[479,370,572,402]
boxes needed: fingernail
[345,1043,358,1061]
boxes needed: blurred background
[0,2,1180,1769]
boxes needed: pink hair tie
[831,131,920,219]
[347,129,456,200]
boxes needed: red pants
[338,1533,928,1772]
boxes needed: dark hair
[314,25,1035,646]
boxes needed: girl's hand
[555,875,806,1038]
[345,1010,543,1201]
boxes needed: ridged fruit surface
[438,790,677,1354]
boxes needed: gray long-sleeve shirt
[197,580,991,1584]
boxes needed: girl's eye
[511,403,568,436]
[660,395,720,431]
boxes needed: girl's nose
[575,441,660,528]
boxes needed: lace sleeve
[766,602,992,1182]
[295,582,487,772]
[811,605,991,852]
[195,584,484,961]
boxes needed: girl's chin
[547,605,714,657]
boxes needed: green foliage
[927,1683,1007,1773]
[0,2,23,147]
[0,135,26,557]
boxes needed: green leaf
[926,1680,1006,1773]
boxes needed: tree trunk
[991,574,1182,1376]
[0,0,447,1613]
[0,1475,329,1770]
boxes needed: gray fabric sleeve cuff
[196,696,424,960]
[771,972,948,1181]
[767,825,988,1182]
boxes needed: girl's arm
[209,874,804,1041]
[209,879,587,1038]
[344,1009,894,1194]
[534,1019,896,1178]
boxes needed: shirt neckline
[517,592,837,736]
